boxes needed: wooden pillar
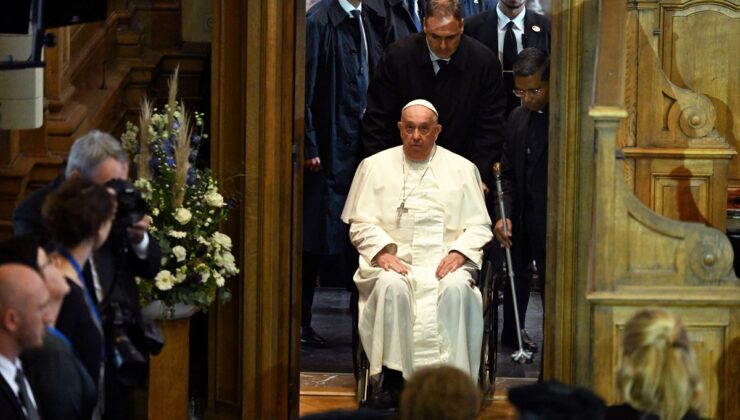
[148,318,191,419]
[208,0,304,419]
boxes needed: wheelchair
[351,244,502,406]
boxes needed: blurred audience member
[608,309,706,420]
[400,364,481,420]
[0,236,97,420]
[0,260,50,420]
[42,177,117,418]
[13,129,161,420]
[508,380,605,420]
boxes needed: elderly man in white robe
[342,99,492,405]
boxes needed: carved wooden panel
[544,4,739,420]
[617,0,738,228]
[650,159,712,225]
[660,3,740,185]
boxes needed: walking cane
[493,162,534,364]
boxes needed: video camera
[104,178,149,232]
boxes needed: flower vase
[145,301,197,419]
[142,300,198,320]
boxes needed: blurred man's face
[37,248,69,306]
[92,157,129,184]
[398,105,442,161]
[514,69,549,111]
[423,14,464,59]
[15,268,50,349]
[500,0,526,10]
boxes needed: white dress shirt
[496,2,527,64]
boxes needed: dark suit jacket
[304,0,386,254]
[464,9,551,116]
[496,106,548,228]
[370,0,426,46]
[21,330,97,420]
[0,372,27,420]
[361,33,506,185]
[495,106,548,265]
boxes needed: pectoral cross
[396,201,409,226]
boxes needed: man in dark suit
[371,0,425,45]
[361,0,506,187]
[465,0,551,117]
[303,0,386,347]
[373,0,493,45]
[0,263,50,420]
[12,130,161,420]
[493,48,549,351]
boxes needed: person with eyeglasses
[465,0,551,118]
[343,99,492,409]
[492,47,549,354]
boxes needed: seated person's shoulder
[437,147,477,172]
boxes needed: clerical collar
[338,0,362,16]
[496,2,526,31]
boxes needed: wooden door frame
[208,1,305,418]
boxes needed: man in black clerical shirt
[493,48,550,352]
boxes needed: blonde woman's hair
[616,309,705,420]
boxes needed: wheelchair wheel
[478,259,498,401]
[351,287,371,405]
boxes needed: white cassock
[341,145,492,381]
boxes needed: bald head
[0,264,50,357]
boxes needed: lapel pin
[532,25,541,32]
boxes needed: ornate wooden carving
[617,0,738,230]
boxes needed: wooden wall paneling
[545,0,599,384]
[209,0,303,418]
[289,0,307,417]
[580,1,740,418]
[208,0,246,416]
[132,0,182,49]
[659,2,740,185]
[619,0,737,229]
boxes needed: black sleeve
[56,280,103,387]
[495,112,519,222]
[469,51,507,187]
[361,47,404,158]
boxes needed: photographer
[13,130,162,420]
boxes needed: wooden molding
[208,1,303,418]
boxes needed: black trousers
[501,207,546,338]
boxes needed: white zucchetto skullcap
[402,99,438,117]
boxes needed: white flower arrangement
[122,68,237,312]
